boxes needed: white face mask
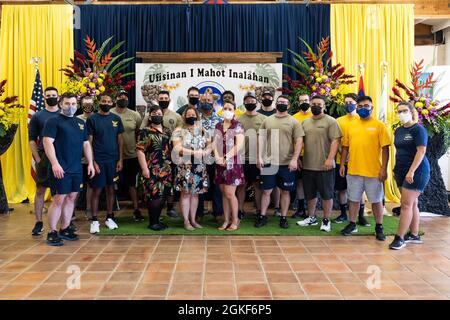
[398,112,412,124]
[222,110,234,120]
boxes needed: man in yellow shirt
[340,96,391,241]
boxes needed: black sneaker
[255,215,268,228]
[389,235,406,250]
[46,231,64,246]
[59,227,79,241]
[341,223,358,236]
[68,221,78,232]
[375,225,386,241]
[358,216,371,227]
[333,214,348,224]
[32,221,44,236]
[291,211,304,219]
[279,217,289,229]
[404,232,423,244]
[167,209,178,218]
[159,222,168,230]
[238,210,245,220]
[133,209,145,222]
[148,223,165,231]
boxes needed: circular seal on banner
[196,81,226,107]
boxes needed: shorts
[260,165,296,191]
[334,165,347,191]
[295,156,304,179]
[36,150,50,188]
[89,161,119,189]
[347,174,384,203]
[121,157,140,188]
[302,169,335,201]
[394,170,430,193]
[49,172,83,196]
[244,163,260,185]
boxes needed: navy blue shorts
[244,163,260,185]
[90,161,119,188]
[49,172,83,196]
[394,170,430,193]
[260,165,296,191]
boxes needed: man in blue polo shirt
[87,92,124,234]
[43,93,95,246]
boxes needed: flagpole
[379,61,389,123]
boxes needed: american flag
[28,69,45,181]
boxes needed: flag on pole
[379,65,388,123]
[28,69,45,181]
[203,0,228,4]
[358,74,365,97]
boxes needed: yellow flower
[97,78,103,84]
[320,88,326,94]
[325,83,331,88]
[322,75,328,80]
[419,97,426,102]
[330,89,338,97]
[314,72,320,78]
[316,77,323,83]
[311,86,317,91]
[421,109,429,115]
[95,90,100,96]
[0,110,4,117]
[415,102,424,108]
[99,73,105,79]
[99,86,105,92]
[80,86,87,94]
[88,82,96,89]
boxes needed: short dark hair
[357,95,372,103]
[80,95,94,104]
[311,95,326,103]
[223,101,236,109]
[187,87,199,95]
[98,92,113,101]
[344,93,358,102]
[158,90,170,97]
[149,105,162,114]
[44,87,58,94]
[59,92,77,102]
[277,95,290,102]
[222,90,235,99]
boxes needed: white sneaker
[320,220,331,232]
[90,221,100,234]
[296,216,318,227]
[105,218,119,230]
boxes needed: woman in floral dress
[172,106,212,230]
[136,105,173,231]
[214,101,245,231]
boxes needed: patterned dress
[172,127,210,194]
[136,126,173,202]
[214,119,246,186]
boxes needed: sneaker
[90,220,100,234]
[274,207,281,217]
[297,216,318,227]
[358,216,371,227]
[238,210,245,220]
[59,227,79,241]
[159,221,168,229]
[148,223,165,231]
[68,221,78,232]
[291,211,304,219]
[105,218,119,230]
[167,209,178,218]
[279,217,289,229]
[32,221,44,236]
[404,232,423,244]
[254,215,268,228]
[375,226,386,241]
[320,219,331,232]
[389,235,406,250]
[133,209,145,222]
[46,231,63,246]
[333,214,348,224]
[341,223,358,236]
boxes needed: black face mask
[45,97,58,107]
[116,99,128,108]
[244,103,257,111]
[159,101,170,109]
[311,105,323,116]
[276,104,288,113]
[188,97,199,105]
[261,99,273,107]
[151,115,163,125]
[99,104,112,112]
[299,102,310,112]
[185,117,197,125]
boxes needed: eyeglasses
[357,104,372,110]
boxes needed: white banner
[135,63,283,111]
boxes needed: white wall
[414,45,446,66]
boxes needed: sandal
[218,222,230,231]
[226,224,239,231]
[184,221,195,231]
[191,222,203,229]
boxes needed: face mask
[62,105,77,117]
[398,112,412,124]
[345,103,357,113]
[357,108,372,119]
[151,115,163,125]
[188,97,199,105]
[202,103,213,111]
[244,103,257,111]
[46,97,58,107]
[116,99,128,108]
[222,110,234,120]
[159,100,170,109]
[261,99,273,107]
[299,102,310,112]
[185,117,197,125]
[311,105,323,116]
[99,104,111,112]
[276,104,288,113]
[82,104,93,114]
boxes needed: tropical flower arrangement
[61,36,135,101]
[0,80,23,137]
[390,59,450,138]
[283,37,355,116]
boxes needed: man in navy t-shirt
[43,93,95,246]
[87,92,124,234]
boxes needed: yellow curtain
[331,4,414,203]
[0,5,73,203]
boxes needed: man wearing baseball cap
[258,90,276,117]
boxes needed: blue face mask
[202,103,213,111]
[345,103,357,113]
[357,108,372,119]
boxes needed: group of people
[28,85,430,251]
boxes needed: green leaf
[299,37,314,55]
[105,52,126,72]
[120,72,135,79]
[109,57,134,76]
[96,36,114,63]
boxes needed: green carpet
[98,214,400,236]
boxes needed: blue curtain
[74,4,330,102]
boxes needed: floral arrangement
[61,36,135,101]
[390,60,450,137]
[283,37,355,116]
[0,80,23,137]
